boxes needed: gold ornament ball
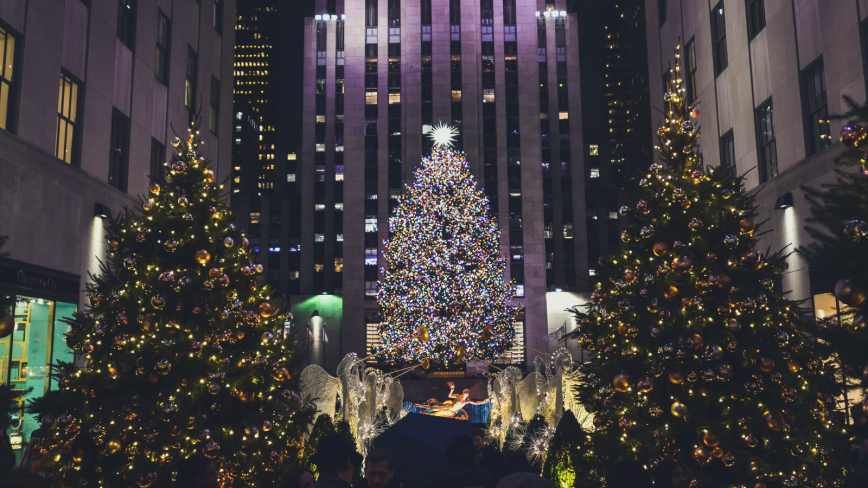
[209,268,221,279]
[208,384,221,395]
[668,370,684,384]
[840,125,867,147]
[670,402,687,417]
[744,435,759,448]
[711,447,724,458]
[760,357,775,373]
[241,237,250,248]
[106,439,122,455]
[763,411,783,431]
[195,250,211,265]
[739,218,756,234]
[238,390,254,403]
[109,240,120,251]
[205,170,216,183]
[690,107,701,118]
[0,313,14,339]
[259,302,275,317]
[726,318,740,332]
[149,183,160,194]
[262,420,273,431]
[224,237,234,248]
[652,242,669,257]
[703,430,720,447]
[613,374,630,392]
[663,285,679,300]
[638,377,654,392]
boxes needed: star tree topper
[429,122,459,148]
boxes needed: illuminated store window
[9,298,76,447]
[500,321,524,364]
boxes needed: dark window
[150,138,165,180]
[658,0,666,26]
[0,25,18,133]
[504,0,516,25]
[109,109,130,192]
[746,0,765,40]
[719,129,736,177]
[801,57,830,156]
[755,98,778,183]
[213,0,222,33]
[711,2,728,76]
[450,0,461,25]
[422,0,432,25]
[685,38,697,104]
[117,0,136,49]
[56,73,80,165]
[209,76,219,133]
[388,0,400,26]
[185,47,197,117]
[156,11,170,84]
[366,0,378,26]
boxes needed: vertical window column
[364,0,379,299]
[481,0,498,228]
[421,0,433,151]
[538,18,555,290]
[555,17,575,291]
[388,0,402,212]
[503,0,524,298]
[56,73,80,165]
[334,20,345,294]
[450,0,463,150]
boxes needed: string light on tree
[375,125,520,365]
[30,124,308,488]
[568,44,845,488]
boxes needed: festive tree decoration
[302,414,337,478]
[375,130,520,364]
[541,410,582,487]
[42,126,306,488]
[570,46,845,488]
[801,96,868,393]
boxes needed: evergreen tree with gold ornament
[570,45,846,488]
[800,96,868,394]
[42,125,306,488]
[375,124,520,365]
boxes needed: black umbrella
[373,413,473,488]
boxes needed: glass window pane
[0,82,11,131]
[57,78,64,115]
[69,81,77,122]
[64,124,74,163]
[4,31,14,80]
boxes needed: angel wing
[515,372,544,422]
[386,378,405,422]
[299,364,342,425]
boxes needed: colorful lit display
[376,137,520,365]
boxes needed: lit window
[389,91,401,104]
[315,204,325,211]
[589,144,599,156]
[514,284,525,297]
[365,248,378,265]
[56,74,79,165]
[366,27,377,44]
[335,203,344,211]
[504,25,516,42]
[315,264,324,272]
[590,168,600,178]
[315,234,325,242]
[336,234,344,241]
[365,217,378,232]
[335,165,344,181]
[287,174,296,182]
[316,115,326,123]
[366,90,378,105]
[335,257,344,272]
[365,281,378,297]
[483,89,495,103]
[250,212,261,224]
[235,125,241,132]
[422,25,431,42]
[289,271,300,280]
[452,90,462,102]
[564,223,574,238]
[608,212,617,220]
[235,138,241,145]
[389,27,400,43]
[559,112,569,120]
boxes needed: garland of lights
[375,129,520,365]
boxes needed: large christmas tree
[41,126,306,488]
[571,46,845,488]
[800,97,868,394]
[375,125,520,365]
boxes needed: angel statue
[414,382,490,420]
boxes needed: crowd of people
[0,398,867,487]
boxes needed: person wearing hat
[311,433,363,488]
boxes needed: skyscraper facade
[300,0,587,368]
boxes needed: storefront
[0,259,79,451]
